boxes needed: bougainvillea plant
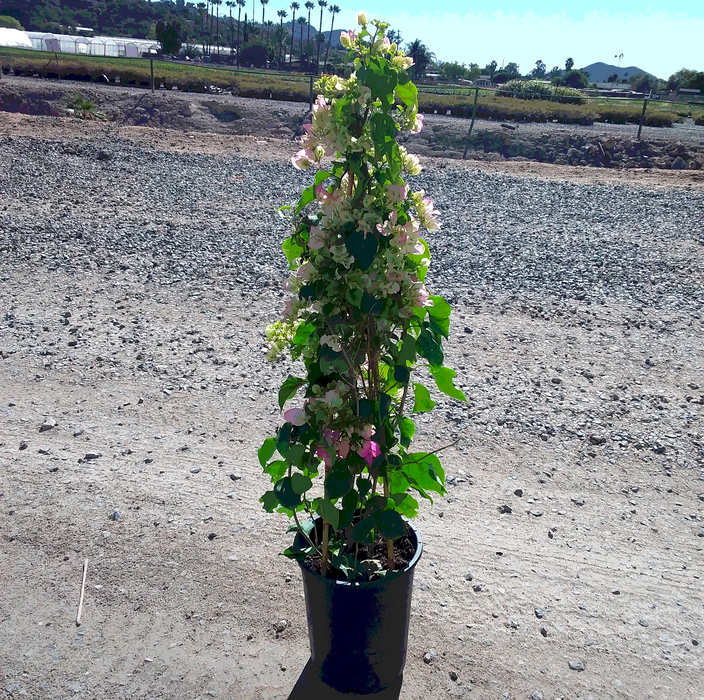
[258,12,465,582]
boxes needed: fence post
[462,86,480,159]
[150,57,155,93]
[637,90,651,141]
[309,74,314,111]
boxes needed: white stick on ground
[76,559,88,626]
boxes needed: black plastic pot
[294,519,423,695]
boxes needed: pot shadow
[287,658,403,699]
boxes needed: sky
[308,1,704,79]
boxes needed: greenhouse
[24,32,159,58]
[0,28,33,48]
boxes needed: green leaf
[400,417,416,448]
[403,452,446,498]
[357,477,372,502]
[317,498,340,529]
[398,335,416,364]
[285,443,306,467]
[319,346,347,375]
[429,366,466,402]
[374,509,406,540]
[353,517,376,544]
[291,472,312,494]
[427,295,451,319]
[361,57,398,108]
[276,422,292,456]
[315,169,331,185]
[258,437,277,467]
[282,541,313,560]
[263,459,288,480]
[412,383,436,413]
[274,477,301,508]
[326,462,354,499]
[354,399,372,419]
[365,494,388,515]
[345,230,378,270]
[393,365,410,385]
[409,238,430,282]
[299,284,317,301]
[395,76,418,107]
[379,393,392,420]
[345,286,364,307]
[278,376,306,410]
[292,323,316,346]
[282,237,303,267]
[391,493,419,518]
[417,326,444,366]
[428,314,450,340]
[260,490,278,513]
[296,184,315,214]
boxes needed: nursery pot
[294,518,423,695]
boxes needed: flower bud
[357,11,367,26]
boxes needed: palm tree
[304,1,314,60]
[322,4,339,71]
[213,0,222,56]
[197,2,207,47]
[289,1,299,70]
[265,19,274,45]
[315,0,327,72]
[277,9,287,63]
[236,0,245,65]
[226,0,234,51]
[260,0,269,41]
[405,39,434,82]
[297,15,306,67]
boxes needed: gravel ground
[1,117,703,700]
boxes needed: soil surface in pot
[302,534,417,582]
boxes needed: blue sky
[304,1,703,79]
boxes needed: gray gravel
[1,133,703,477]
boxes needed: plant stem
[321,521,329,577]
[384,477,394,569]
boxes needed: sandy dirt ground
[0,106,703,700]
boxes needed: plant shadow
[287,658,403,699]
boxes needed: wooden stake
[76,559,88,626]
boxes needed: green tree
[260,0,269,41]
[505,62,520,78]
[289,2,300,69]
[547,65,561,79]
[531,59,546,78]
[236,0,245,65]
[304,1,315,57]
[155,17,184,54]
[315,0,327,72]
[213,0,222,55]
[0,14,24,29]
[484,60,497,79]
[386,28,402,46]
[297,14,306,65]
[607,73,618,83]
[276,9,287,62]
[565,57,574,70]
[322,3,340,71]
[440,62,467,81]
[405,39,435,82]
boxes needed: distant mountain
[580,62,658,82]
[287,20,343,49]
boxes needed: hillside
[581,61,657,82]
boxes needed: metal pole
[150,58,155,93]
[463,86,480,159]
[309,74,314,111]
[637,90,651,141]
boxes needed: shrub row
[496,80,585,105]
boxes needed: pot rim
[295,516,424,588]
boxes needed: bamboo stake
[76,558,88,626]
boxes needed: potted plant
[258,12,466,694]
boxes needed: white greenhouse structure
[22,31,159,58]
